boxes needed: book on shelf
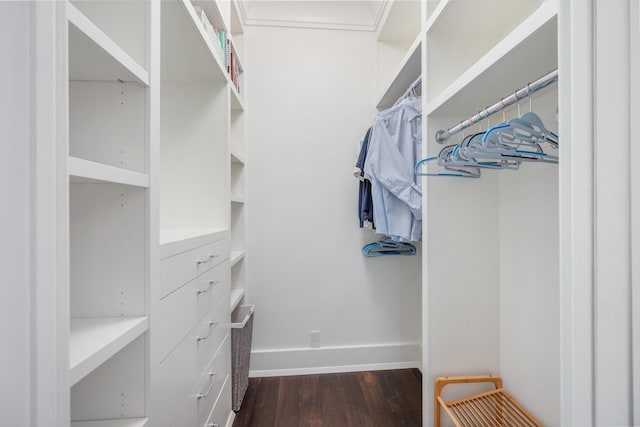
[218,30,227,65]
[193,6,224,64]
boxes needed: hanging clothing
[364,97,422,242]
[354,127,374,229]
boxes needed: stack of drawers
[155,233,232,427]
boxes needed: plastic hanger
[362,238,416,257]
[415,148,481,178]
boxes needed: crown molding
[237,1,389,32]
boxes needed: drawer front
[196,294,231,373]
[203,374,232,427]
[159,237,229,298]
[195,334,231,427]
[158,330,198,427]
[156,261,229,361]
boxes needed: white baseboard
[248,342,420,377]
[225,410,235,427]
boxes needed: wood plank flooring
[233,369,422,427]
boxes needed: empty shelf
[230,288,245,311]
[70,316,148,386]
[376,34,422,110]
[69,157,149,187]
[68,2,148,85]
[231,150,246,165]
[230,250,245,267]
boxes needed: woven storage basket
[231,304,255,412]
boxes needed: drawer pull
[194,372,217,399]
[196,280,219,295]
[195,321,219,342]
[196,254,218,265]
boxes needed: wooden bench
[435,375,542,427]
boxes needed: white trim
[239,1,389,33]
[248,343,420,377]
[631,0,640,422]
[629,1,640,425]
[241,17,378,32]
[225,410,236,427]
[559,0,595,424]
[250,361,420,378]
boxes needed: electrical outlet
[310,330,320,348]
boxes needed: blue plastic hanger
[362,238,416,257]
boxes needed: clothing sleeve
[364,116,422,218]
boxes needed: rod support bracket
[435,129,449,144]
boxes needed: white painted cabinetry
[66,1,151,425]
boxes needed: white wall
[245,24,422,375]
[0,4,33,425]
[498,90,560,426]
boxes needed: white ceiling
[238,1,389,32]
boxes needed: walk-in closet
[2,1,639,426]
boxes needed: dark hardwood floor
[232,369,422,427]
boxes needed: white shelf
[425,1,557,116]
[230,288,245,311]
[69,157,149,188]
[231,150,246,165]
[426,0,544,35]
[71,419,149,427]
[162,0,227,82]
[230,250,245,267]
[192,0,229,33]
[376,34,422,109]
[377,0,422,42]
[230,83,245,111]
[70,316,148,386]
[424,0,452,34]
[68,2,149,85]
[231,195,245,203]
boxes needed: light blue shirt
[364,97,422,242]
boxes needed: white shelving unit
[66,0,152,424]
[149,1,239,426]
[228,0,247,315]
[422,0,560,425]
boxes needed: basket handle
[231,305,255,329]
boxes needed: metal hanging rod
[435,69,558,144]
[394,76,422,106]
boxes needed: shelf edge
[230,288,245,311]
[68,157,149,188]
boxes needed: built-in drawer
[158,330,198,427]
[194,334,231,427]
[156,261,229,361]
[203,374,232,427]
[196,294,230,373]
[159,237,229,298]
